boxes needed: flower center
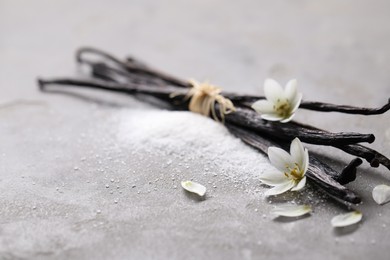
[274,98,291,118]
[284,163,303,181]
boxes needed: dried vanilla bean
[223,107,375,145]
[338,158,362,185]
[299,99,390,115]
[336,144,390,170]
[38,78,186,103]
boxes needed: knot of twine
[185,80,236,122]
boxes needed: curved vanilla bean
[226,124,361,204]
[223,107,375,145]
[91,62,168,87]
[77,47,190,88]
[337,158,362,185]
[76,47,125,68]
[336,144,390,170]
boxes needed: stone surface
[1,0,390,259]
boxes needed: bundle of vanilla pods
[38,47,390,205]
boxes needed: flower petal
[265,181,295,196]
[272,204,312,217]
[372,184,390,205]
[259,170,289,186]
[291,176,306,191]
[251,100,275,114]
[302,148,309,174]
[261,113,284,121]
[331,211,362,227]
[268,147,295,172]
[279,113,296,123]
[284,79,298,101]
[291,93,302,113]
[181,181,206,196]
[264,79,284,103]
[290,138,305,167]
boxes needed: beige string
[184,80,236,123]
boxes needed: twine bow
[185,80,236,122]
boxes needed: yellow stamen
[272,97,292,118]
[285,165,303,181]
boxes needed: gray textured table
[1,0,390,259]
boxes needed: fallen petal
[372,184,390,205]
[331,211,362,227]
[272,204,312,217]
[181,181,206,196]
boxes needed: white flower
[260,138,309,196]
[252,78,302,123]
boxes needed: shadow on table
[332,223,361,236]
[273,214,311,223]
[183,190,207,202]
